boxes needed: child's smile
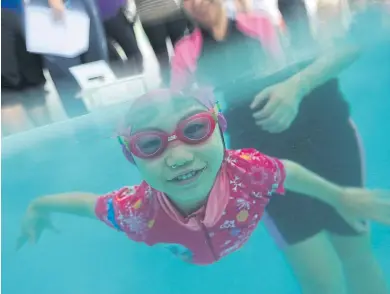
[168,165,208,187]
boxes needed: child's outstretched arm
[17,192,99,249]
[281,159,390,227]
[29,192,98,218]
[18,186,145,249]
[281,160,344,207]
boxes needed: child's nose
[165,145,194,169]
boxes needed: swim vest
[95,148,286,265]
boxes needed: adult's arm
[287,44,360,98]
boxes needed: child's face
[130,97,225,201]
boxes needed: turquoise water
[2,44,390,294]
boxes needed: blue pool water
[2,44,390,294]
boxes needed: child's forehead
[129,96,207,131]
[169,96,203,111]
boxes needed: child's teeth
[177,171,197,181]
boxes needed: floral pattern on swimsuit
[95,148,286,264]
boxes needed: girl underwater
[18,89,390,272]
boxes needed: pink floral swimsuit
[95,148,286,265]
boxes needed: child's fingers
[346,218,367,233]
[352,220,369,233]
[16,224,56,250]
[372,190,390,225]
[340,211,368,233]
[16,234,28,251]
[33,228,46,244]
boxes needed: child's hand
[338,188,390,230]
[16,204,59,250]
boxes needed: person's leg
[103,8,143,72]
[166,14,189,46]
[1,9,45,89]
[1,90,32,135]
[44,55,88,118]
[262,190,350,294]
[143,21,169,63]
[288,97,387,294]
[1,9,23,88]
[331,233,389,294]
[226,101,349,294]
[21,86,52,127]
[142,21,170,84]
[223,80,385,294]
[1,8,49,129]
[283,232,347,294]
[262,168,351,294]
[80,0,109,62]
[45,0,107,118]
[318,120,389,294]
[107,38,121,61]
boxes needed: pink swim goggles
[127,110,218,159]
[117,89,227,163]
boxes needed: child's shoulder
[226,148,265,162]
[103,182,154,205]
[95,182,155,226]
[226,148,285,175]
[225,148,286,195]
[102,185,142,202]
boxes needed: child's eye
[184,122,207,139]
[137,138,161,154]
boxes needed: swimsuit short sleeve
[233,148,286,196]
[95,184,154,241]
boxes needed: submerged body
[169,0,390,293]
[18,90,390,273]
[96,148,285,265]
[171,4,361,248]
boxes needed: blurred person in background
[97,0,144,72]
[134,0,191,84]
[1,1,52,134]
[48,0,143,72]
[40,0,108,118]
[170,0,389,293]
[2,2,46,91]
